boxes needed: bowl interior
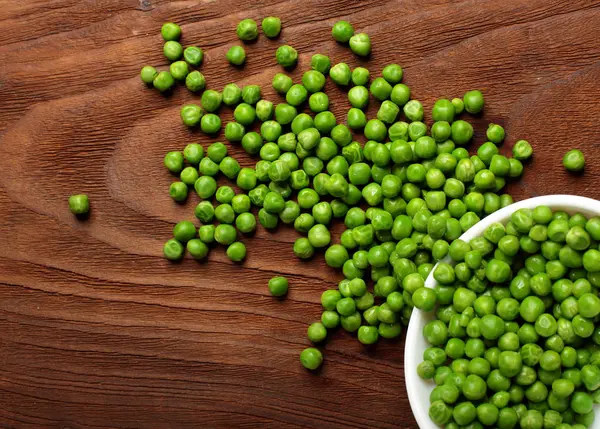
[405,195,600,429]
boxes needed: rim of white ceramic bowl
[405,195,600,429]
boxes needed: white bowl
[405,194,600,429]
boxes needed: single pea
[173,220,196,243]
[449,98,464,114]
[68,194,90,215]
[308,224,331,248]
[153,71,175,92]
[309,92,329,113]
[226,242,246,262]
[313,111,336,134]
[279,201,300,224]
[330,62,352,86]
[463,90,484,114]
[232,103,256,127]
[161,22,181,41]
[238,86,261,106]
[487,123,505,144]
[512,139,533,160]
[413,287,437,312]
[302,70,326,94]
[140,66,158,84]
[267,276,289,297]
[403,99,423,122]
[163,239,184,260]
[271,75,293,96]
[370,78,393,101]
[357,326,379,345]
[193,222,219,245]
[563,149,585,172]
[253,100,273,122]
[237,19,258,41]
[451,120,474,145]
[200,113,221,134]
[201,90,222,112]
[163,41,183,61]
[432,99,455,123]
[180,166,199,185]
[331,20,354,42]
[377,100,400,124]
[235,212,256,234]
[274,103,297,125]
[220,85,241,107]
[185,71,206,92]
[187,239,209,260]
[431,121,451,143]
[382,64,403,84]
[169,182,188,202]
[364,119,387,142]
[226,45,246,65]
[307,322,327,343]
[183,46,203,66]
[262,16,281,38]
[286,84,308,106]
[310,54,331,74]
[180,104,203,127]
[275,45,298,68]
[349,32,371,56]
[300,347,322,370]
[390,84,410,107]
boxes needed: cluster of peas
[418,208,600,428]
[149,19,545,371]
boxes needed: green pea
[275,45,298,68]
[390,84,411,106]
[236,19,259,41]
[163,239,184,260]
[274,103,297,125]
[309,92,329,113]
[351,67,370,86]
[349,32,371,56]
[226,45,246,65]
[403,100,423,122]
[310,54,331,74]
[262,16,281,38]
[513,139,533,160]
[432,99,455,122]
[562,149,586,173]
[301,70,326,93]
[331,20,354,42]
[272,73,293,94]
[329,63,352,86]
[451,120,474,145]
[140,66,157,84]
[286,84,308,106]
[200,113,222,134]
[163,41,183,61]
[300,347,322,370]
[180,104,203,127]
[161,22,181,41]
[487,123,505,144]
[68,194,90,215]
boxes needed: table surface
[1,0,600,428]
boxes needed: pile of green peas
[147,19,546,377]
[417,207,600,429]
[140,17,286,94]
[140,22,206,93]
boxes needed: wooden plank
[0,0,599,427]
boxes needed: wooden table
[1,0,599,427]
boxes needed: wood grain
[1,0,600,427]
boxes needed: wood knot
[139,0,153,11]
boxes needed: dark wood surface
[1,0,600,427]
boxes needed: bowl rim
[405,194,600,429]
